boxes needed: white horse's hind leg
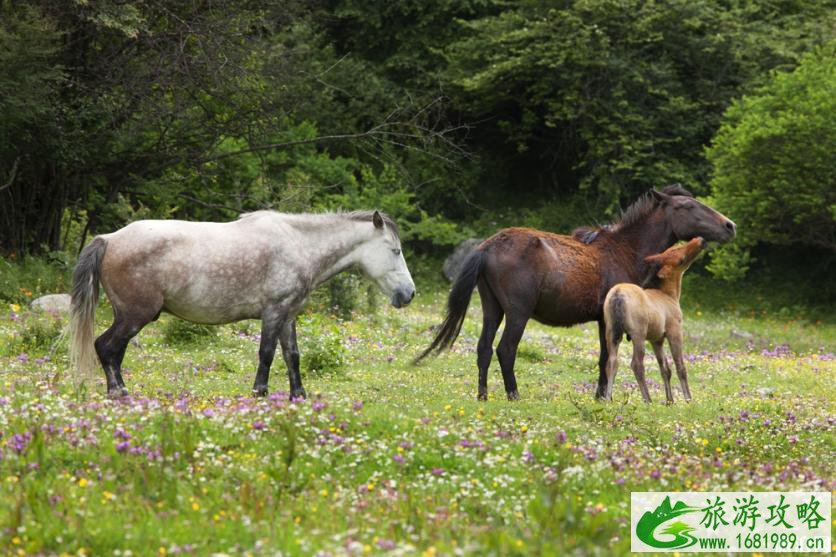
[253,310,283,397]
[94,304,161,397]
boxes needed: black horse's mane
[571,184,693,244]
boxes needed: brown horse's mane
[571,184,693,244]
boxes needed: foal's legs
[95,306,160,397]
[630,338,652,403]
[652,341,674,404]
[667,334,692,401]
[476,281,504,401]
[604,333,621,401]
[495,312,529,400]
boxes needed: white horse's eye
[392,249,401,255]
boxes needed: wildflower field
[0,280,833,556]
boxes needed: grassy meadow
[0,266,833,556]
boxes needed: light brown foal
[602,237,706,403]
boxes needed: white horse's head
[356,211,416,308]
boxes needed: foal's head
[651,185,736,243]
[355,211,416,308]
[644,237,706,282]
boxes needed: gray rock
[442,238,483,282]
[30,293,72,313]
[731,329,754,340]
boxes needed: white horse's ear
[372,210,384,229]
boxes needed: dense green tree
[706,43,835,280]
[0,0,461,254]
[440,0,833,207]
[1,0,833,260]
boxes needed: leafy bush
[297,313,347,377]
[706,44,835,280]
[1,311,64,358]
[326,272,363,320]
[162,318,217,345]
[323,163,470,248]
[0,256,69,304]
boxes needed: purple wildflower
[9,432,31,453]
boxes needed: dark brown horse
[416,185,735,400]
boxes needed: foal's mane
[238,209,400,240]
[571,184,693,244]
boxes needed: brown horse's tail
[68,236,107,383]
[414,249,487,363]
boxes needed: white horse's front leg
[279,319,305,399]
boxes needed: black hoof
[107,387,128,399]
[506,390,519,401]
[477,391,488,402]
[290,388,307,400]
[252,385,268,397]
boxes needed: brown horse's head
[644,237,706,279]
[651,186,735,243]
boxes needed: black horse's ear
[650,189,670,204]
[372,210,384,229]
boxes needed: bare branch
[0,158,20,193]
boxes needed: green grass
[0,276,833,556]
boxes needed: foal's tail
[605,291,627,345]
[68,237,108,382]
[414,249,487,363]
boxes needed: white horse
[69,210,415,398]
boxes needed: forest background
[1,0,834,308]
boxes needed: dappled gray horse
[69,210,415,398]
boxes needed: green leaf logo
[636,496,700,549]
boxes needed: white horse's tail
[68,237,107,382]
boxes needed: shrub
[706,44,835,280]
[297,313,346,377]
[162,318,216,345]
[2,311,64,358]
[0,255,69,304]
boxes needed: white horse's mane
[238,209,400,239]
